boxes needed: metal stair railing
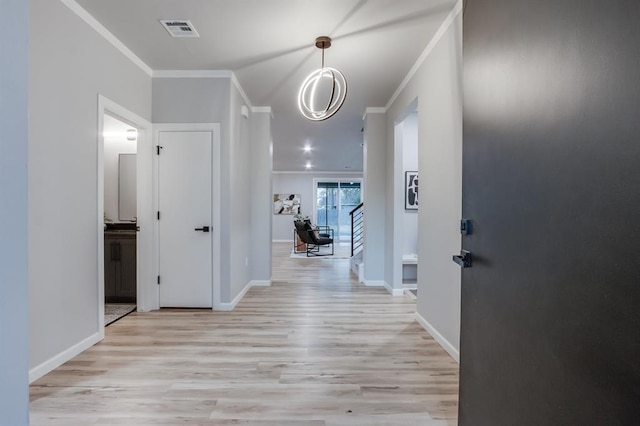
[349,202,364,257]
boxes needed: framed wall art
[273,194,301,215]
[405,171,418,210]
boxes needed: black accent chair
[303,219,331,239]
[294,220,334,257]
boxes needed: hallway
[29,243,459,425]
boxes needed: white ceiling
[75,0,456,171]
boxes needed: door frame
[152,123,221,310]
[97,95,152,336]
[391,101,419,295]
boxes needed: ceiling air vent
[160,20,199,38]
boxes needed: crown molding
[385,0,463,110]
[59,1,260,107]
[251,107,272,114]
[362,107,387,120]
[62,0,460,117]
[60,0,153,76]
[152,70,254,108]
[252,107,274,119]
[152,70,232,78]
[273,170,363,175]
[230,73,252,109]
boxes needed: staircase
[349,203,364,282]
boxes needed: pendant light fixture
[298,36,347,121]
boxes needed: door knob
[194,226,210,233]
[452,250,472,268]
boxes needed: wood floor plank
[29,242,459,425]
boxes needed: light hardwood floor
[30,243,459,425]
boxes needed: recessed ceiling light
[305,162,312,169]
[303,145,312,153]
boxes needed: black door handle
[110,242,118,261]
[110,242,121,261]
[194,226,210,233]
[453,250,472,268]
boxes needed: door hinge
[156,145,163,155]
[157,211,160,220]
[157,275,161,285]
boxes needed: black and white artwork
[273,194,301,215]
[405,171,418,210]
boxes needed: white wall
[103,130,137,222]
[363,112,387,285]
[272,172,363,241]
[250,111,273,284]
[28,0,152,375]
[228,82,252,302]
[272,173,315,241]
[152,78,230,123]
[0,0,29,422]
[153,76,233,303]
[152,76,270,305]
[384,5,463,359]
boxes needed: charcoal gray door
[460,1,640,424]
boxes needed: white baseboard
[249,279,271,287]
[364,280,402,296]
[29,331,102,383]
[214,280,271,311]
[384,282,405,296]
[272,239,290,243]
[215,282,251,311]
[415,312,460,363]
[364,279,385,287]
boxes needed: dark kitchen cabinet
[104,232,136,303]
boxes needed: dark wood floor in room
[29,243,459,425]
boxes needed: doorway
[102,114,138,324]
[394,110,419,291]
[97,95,152,336]
[314,180,362,242]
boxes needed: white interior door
[158,131,212,307]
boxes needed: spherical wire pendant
[298,67,347,121]
[297,36,347,121]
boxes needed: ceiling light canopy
[298,36,347,122]
[126,129,138,141]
